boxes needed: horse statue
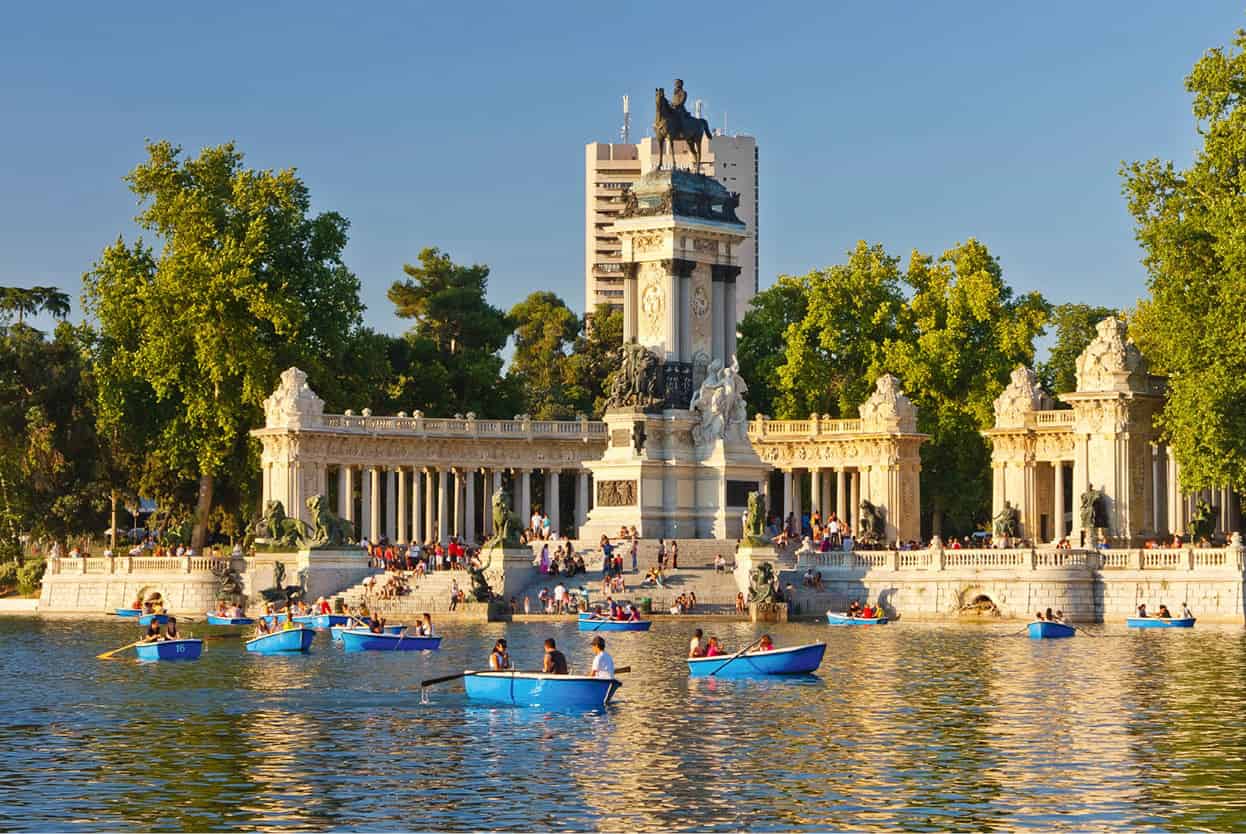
[654,87,714,172]
[300,494,354,549]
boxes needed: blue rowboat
[134,638,203,662]
[245,627,316,654]
[826,612,889,626]
[138,613,169,626]
[339,630,441,652]
[1027,620,1075,639]
[330,623,403,642]
[294,613,351,630]
[259,613,290,627]
[462,671,621,708]
[686,642,826,678]
[206,613,254,626]
[1127,616,1196,629]
[114,608,141,618]
[576,614,651,632]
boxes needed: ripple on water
[2,617,1246,831]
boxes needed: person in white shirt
[553,583,566,613]
[589,636,615,679]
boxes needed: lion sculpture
[301,494,354,548]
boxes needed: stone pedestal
[733,539,781,597]
[478,544,539,602]
[750,602,788,623]
[243,547,371,606]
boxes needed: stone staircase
[335,569,474,618]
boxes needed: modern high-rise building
[585,133,758,320]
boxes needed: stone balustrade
[318,413,607,441]
[796,542,1245,575]
[44,555,231,576]
[748,417,863,439]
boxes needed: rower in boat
[368,616,385,635]
[589,636,615,679]
[489,639,511,671]
[543,638,569,674]
[1137,603,1148,618]
[164,617,180,640]
[689,629,705,658]
[757,634,775,652]
[142,620,163,642]
[415,612,435,637]
[1182,602,1194,619]
[1157,604,1172,618]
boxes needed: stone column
[369,467,382,543]
[623,267,638,343]
[810,468,822,521]
[724,278,737,360]
[412,467,424,544]
[849,470,860,532]
[836,468,847,523]
[782,469,793,526]
[792,470,803,528]
[386,469,398,542]
[678,274,691,362]
[436,468,448,544]
[359,467,373,541]
[397,468,409,545]
[452,468,465,540]
[520,469,532,520]
[1152,446,1164,536]
[492,469,503,499]
[465,469,476,544]
[548,470,561,535]
[711,280,725,362]
[664,270,679,362]
[576,470,589,532]
[424,468,436,545]
[337,466,353,524]
[1053,461,1065,543]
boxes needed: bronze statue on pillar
[654,79,715,171]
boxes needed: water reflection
[2,618,1246,830]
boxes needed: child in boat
[215,601,228,617]
[164,617,180,640]
[255,617,273,635]
[861,604,874,619]
[704,637,723,657]
[758,634,775,652]
[489,639,511,670]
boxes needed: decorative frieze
[596,480,637,506]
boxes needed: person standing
[630,538,638,574]
[657,539,666,571]
[589,636,615,679]
[670,540,679,570]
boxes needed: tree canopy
[1123,27,1246,494]
[83,141,364,548]
[508,291,579,419]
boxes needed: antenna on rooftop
[620,95,631,144]
[694,99,703,118]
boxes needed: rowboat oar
[1069,623,1099,638]
[708,636,766,677]
[97,639,145,660]
[421,671,477,688]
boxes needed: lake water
[2,616,1245,831]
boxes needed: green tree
[736,276,808,417]
[776,242,905,419]
[387,248,518,417]
[0,286,71,325]
[1123,27,1246,493]
[508,291,579,419]
[1037,303,1118,396]
[883,240,1051,536]
[564,304,624,417]
[83,141,364,549]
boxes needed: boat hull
[138,613,169,626]
[206,614,254,626]
[134,639,203,661]
[1027,621,1075,639]
[576,615,652,632]
[339,630,441,652]
[245,628,316,654]
[331,623,403,642]
[115,608,141,618]
[294,613,352,630]
[826,612,889,626]
[463,672,621,708]
[687,642,826,677]
[1127,617,1196,629]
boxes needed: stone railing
[797,538,1245,575]
[1032,410,1077,427]
[749,417,863,439]
[44,555,230,576]
[313,413,607,441]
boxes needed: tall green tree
[84,141,364,549]
[736,276,808,417]
[508,291,579,419]
[564,304,623,417]
[776,242,905,419]
[882,239,1051,536]
[1123,27,1246,493]
[0,286,71,325]
[1037,303,1118,396]
[387,248,518,417]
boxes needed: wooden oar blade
[421,671,472,688]
[97,640,140,660]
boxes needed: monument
[579,79,770,540]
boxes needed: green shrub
[0,562,17,593]
[16,559,45,595]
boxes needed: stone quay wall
[790,539,1246,623]
[39,555,229,614]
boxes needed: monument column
[338,466,354,525]
[810,468,822,521]
[370,467,382,543]
[412,467,424,544]
[452,468,465,539]
[849,470,860,533]
[1152,445,1164,535]
[424,468,437,544]
[792,471,803,530]
[464,469,476,544]
[724,275,737,359]
[711,280,725,361]
[492,469,503,498]
[517,468,531,521]
[836,468,847,522]
[576,470,589,532]
[359,466,373,541]
[1053,461,1065,543]
[678,272,691,361]
[782,470,793,526]
[548,470,561,535]
[397,467,409,544]
[386,469,398,542]
[622,264,639,343]
[436,468,448,543]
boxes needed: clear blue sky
[0,1,1239,338]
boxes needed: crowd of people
[487,635,616,679]
[688,629,775,657]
